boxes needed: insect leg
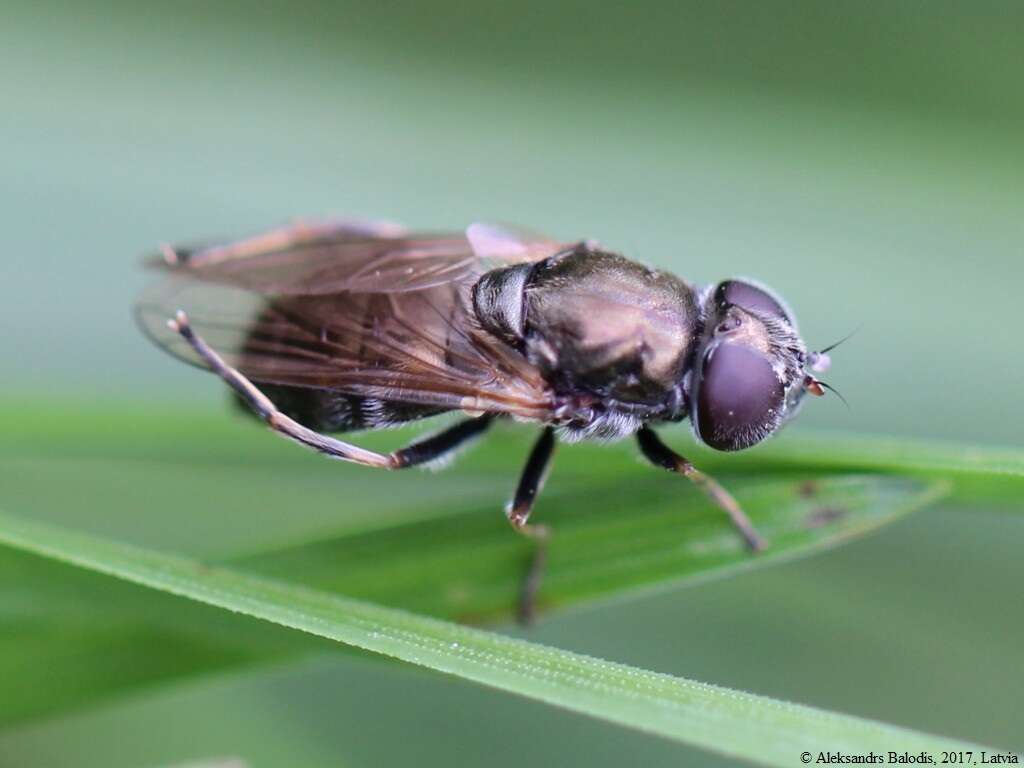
[391,415,494,468]
[506,427,556,624]
[171,310,494,470]
[169,310,395,468]
[636,426,766,551]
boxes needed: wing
[136,219,567,421]
[150,218,559,294]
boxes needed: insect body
[137,219,833,621]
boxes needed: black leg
[507,427,556,624]
[169,311,490,470]
[392,415,494,468]
[636,426,766,551]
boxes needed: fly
[136,219,836,622]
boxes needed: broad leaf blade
[0,505,999,767]
[236,475,947,621]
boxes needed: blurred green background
[1,1,1022,766]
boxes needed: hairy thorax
[474,245,702,440]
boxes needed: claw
[159,242,180,265]
[167,310,190,335]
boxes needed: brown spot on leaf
[798,480,820,499]
[805,506,848,529]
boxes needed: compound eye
[715,280,790,322]
[696,343,785,451]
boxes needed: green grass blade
[0,473,941,726]
[0,508,1000,766]
[0,545,321,725]
[6,402,1024,483]
[717,430,1024,479]
[233,475,947,621]
[2,399,1016,739]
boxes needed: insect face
[690,279,815,451]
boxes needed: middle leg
[507,427,557,624]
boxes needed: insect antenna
[817,380,850,410]
[818,325,861,355]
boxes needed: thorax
[474,246,702,440]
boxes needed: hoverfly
[136,218,834,621]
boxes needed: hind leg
[168,311,491,469]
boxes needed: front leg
[507,427,557,624]
[636,426,766,551]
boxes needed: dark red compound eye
[695,343,786,451]
[715,280,790,321]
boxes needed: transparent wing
[136,220,564,420]
[152,218,561,295]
